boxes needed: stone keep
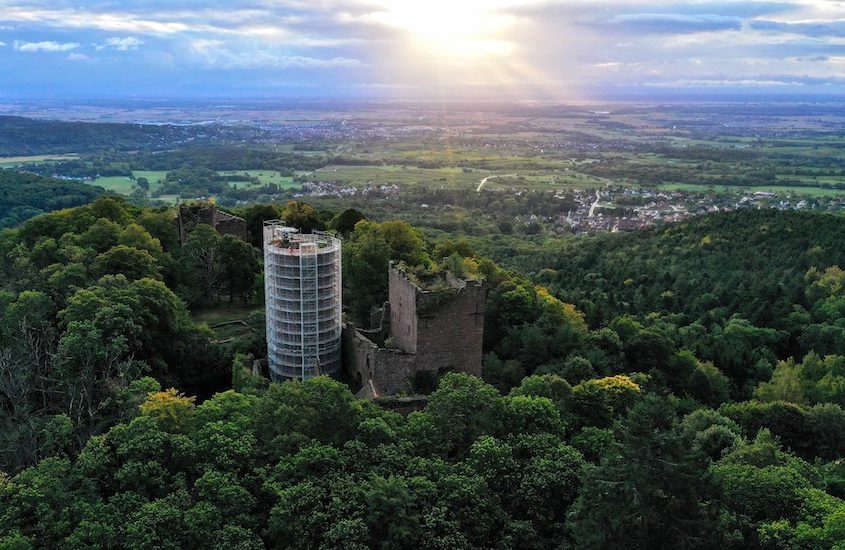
[348,265,487,396]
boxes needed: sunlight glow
[373,0,517,59]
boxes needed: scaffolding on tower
[263,221,342,382]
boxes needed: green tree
[569,375,642,428]
[253,377,362,458]
[240,203,281,247]
[93,245,161,281]
[426,373,501,457]
[180,224,222,305]
[343,221,391,323]
[569,395,723,549]
[79,218,121,253]
[218,235,260,304]
[117,223,163,256]
[137,210,179,251]
[281,201,321,233]
[139,388,196,433]
[330,208,367,235]
[689,361,731,406]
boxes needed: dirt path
[589,189,602,217]
[477,173,518,192]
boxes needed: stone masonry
[175,202,247,244]
[346,264,487,396]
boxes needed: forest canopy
[0,170,104,228]
[2,201,845,548]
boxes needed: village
[287,179,845,235]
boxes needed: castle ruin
[346,263,487,397]
[176,202,247,244]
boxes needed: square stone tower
[387,265,486,377]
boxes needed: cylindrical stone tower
[263,221,342,381]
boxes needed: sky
[1,0,844,100]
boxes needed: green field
[0,154,80,167]
[659,183,845,197]
[89,169,301,200]
[218,169,301,189]
[76,163,845,202]
[133,170,169,191]
[90,175,137,194]
[193,305,262,340]
[311,164,611,191]
[314,165,479,188]
[194,304,262,324]
[90,170,169,194]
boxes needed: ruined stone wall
[345,327,417,396]
[371,349,422,395]
[177,203,217,243]
[215,214,247,240]
[414,280,486,377]
[387,266,486,378]
[388,268,418,353]
[347,268,487,398]
[176,203,247,243]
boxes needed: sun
[375,0,516,59]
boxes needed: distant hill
[478,208,845,329]
[0,116,264,156]
[0,169,104,227]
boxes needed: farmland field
[312,164,611,191]
[659,182,845,197]
[88,169,301,201]
[10,102,845,213]
[0,154,79,166]
[133,170,169,190]
[89,175,136,194]
[218,169,301,188]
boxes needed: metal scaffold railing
[299,242,319,380]
[263,221,342,382]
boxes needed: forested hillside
[0,197,263,474]
[0,117,263,156]
[474,210,845,394]
[0,170,104,228]
[478,210,845,329]
[3,203,845,548]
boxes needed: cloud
[1,7,194,35]
[96,36,143,50]
[642,74,845,88]
[0,42,5,47]
[2,0,845,98]
[751,20,845,38]
[596,13,743,34]
[66,52,90,61]
[13,40,79,52]
[187,38,361,69]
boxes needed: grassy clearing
[315,164,481,188]
[90,176,136,194]
[482,172,609,190]
[313,163,611,190]
[0,154,79,166]
[193,305,262,340]
[659,183,845,197]
[89,169,300,199]
[194,305,262,324]
[219,169,300,188]
[133,170,169,191]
